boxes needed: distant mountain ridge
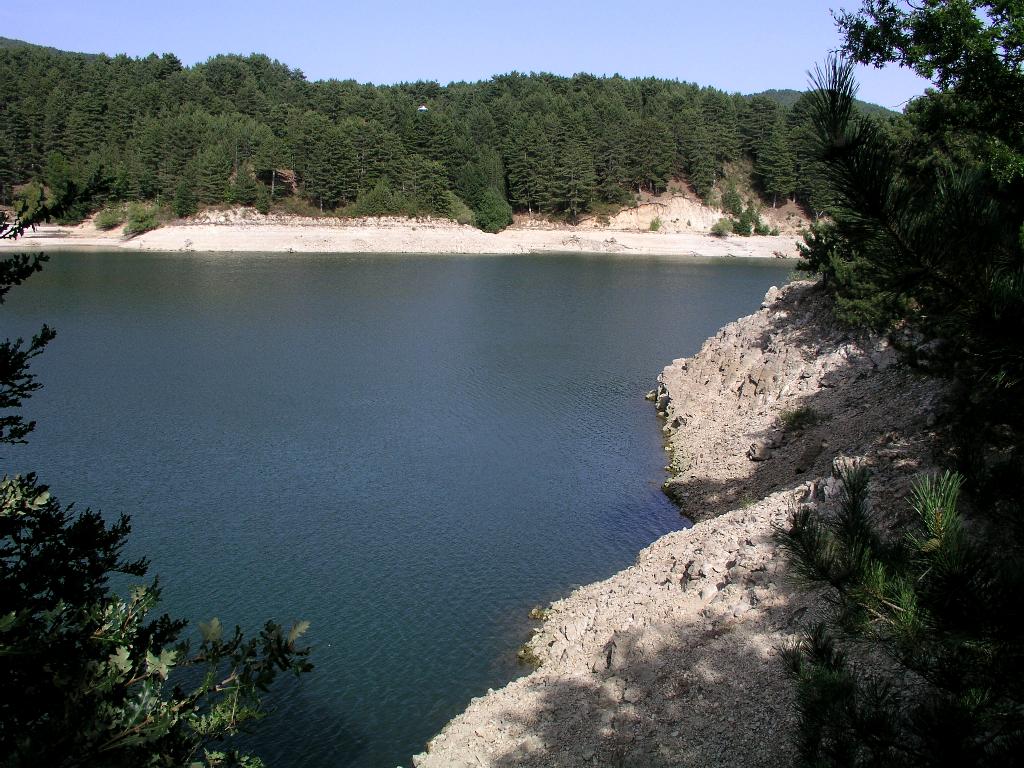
[0,36,97,58]
[749,88,899,116]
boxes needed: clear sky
[9,0,929,109]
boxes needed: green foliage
[227,166,260,208]
[755,118,797,206]
[796,220,906,328]
[735,203,759,236]
[350,179,398,217]
[751,87,898,119]
[0,219,54,445]
[253,185,272,215]
[649,216,662,232]
[94,205,126,230]
[549,139,597,224]
[12,182,46,223]
[0,208,313,767]
[721,180,743,216]
[448,193,476,227]
[780,405,821,432]
[785,12,1024,762]
[731,214,752,237]
[798,50,1024,401]
[123,202,160,236]
[0,472,314,767]
[710,217,733,237]
[723,200,767,237]
[173,180,198,218]
[778,469,1023,766]
[473,187,513,233]
[0,44,848,231]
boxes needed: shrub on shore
[474,187,513,233]
[93,206,126,230]
[123,202,161,236]
[710,217,733,237]
[449,194,477,227]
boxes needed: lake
[2,250,793,767]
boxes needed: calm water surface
[2,251,793,767]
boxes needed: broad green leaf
[145,648,176,679]
[109,646,132,674]
[0,612,17,633]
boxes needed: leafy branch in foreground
[0,210,313,767]
[0,212,55,446]
[0,476,313,767]
[777,468,1024,766]
[796,10,1024,444]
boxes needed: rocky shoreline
[411,281,945,767]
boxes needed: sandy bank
[0,212,800,259]
[411,282,945,768]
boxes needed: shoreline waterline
[1,219,802,260]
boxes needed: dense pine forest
[0,37,888,232]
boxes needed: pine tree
[741,95,782,160]
[41,87,71,157]
[785,39,1024,764]
[473,186,513,232]
[0,128,15,205]
[779,468,1024,767]
[64,89,106,157]
[549,140,596,223]
[701,90,741,164]
[591,97,632,203]
[627,117,675,194]
[755,118,797,206]
[504,117,551,215]
[193,145,231,204]
[679,108,717,199]
[172,177,197,217]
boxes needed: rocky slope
[412,280,945,768]
[574,192,807,236]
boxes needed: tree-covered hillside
[0,42,893,230]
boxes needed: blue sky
[12,0,929,109]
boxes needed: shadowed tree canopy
[786,2,1024,764]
